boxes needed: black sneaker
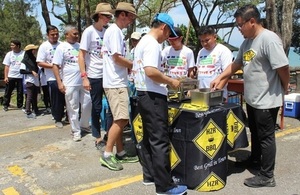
[244,174,276,188]
[142,179,155,186]
[116,153,139,163]
[235,157,261,170]
[100,155,123,171]
[3,106,8,111]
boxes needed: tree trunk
[265,0,279,34]
[281,0,295,54]
[84,0,92,27]
[40,0,51,27]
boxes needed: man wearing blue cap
[132,13,188,195]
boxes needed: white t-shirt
[161,45,195,78]
[3,50,25,78]
[20,63,40,86]
[52,42,81,87]
[133,34,167,96]
[80,25,106,78]
[196,43,232,98]
[36,40,61,81]
[39,67,47,86]
[102,23,128,88]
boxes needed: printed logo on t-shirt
[197,55,217,77]
[166,56,188,78]
[65,48,79,64]
[243,49,256,66]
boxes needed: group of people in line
[2,2,289,195]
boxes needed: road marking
[2,187,20,195]
[7,165,47,195]
[0,125,55,138]
[276,127,300,138]
[72,174,143,195]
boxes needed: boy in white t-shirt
[78,2,113,149]
[100,2,139,171]
[2,40,24,111]
[161,27,195,78]
[196,26,233,99]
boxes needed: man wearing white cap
[132,13,188,195]
[101,2,139,171]
[78,2,114,149]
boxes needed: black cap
[169,27,183,39]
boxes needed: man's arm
[78,49,90,90]
[37,62,53,69]
[277,65,290,94]
[144,66,180,89]
[112,53,133,69]
[210,61,242,90]
[4,65,9,83]
[52,64,65,94]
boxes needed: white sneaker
[27,113,36,119]
[73,135,81,142]
[55,121,63,128]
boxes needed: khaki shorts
[104,87,129,121]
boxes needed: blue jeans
[88,78,104,138]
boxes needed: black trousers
[88,78,104,138]
[246,104,279,178]
[48,80,65,122]
[25,82,39,114]
[137,91,175,193]
[3,78,23,108]
[41,85,51,108]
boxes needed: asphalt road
[1,105,300,195]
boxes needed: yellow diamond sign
[170,143,181,170]
[227,109,245,147]
[168,107,181,126]
[193,119,225,159]
[195,172,225,191]
[132,114,143,143]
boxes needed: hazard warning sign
[170,143,181,170]
[195,172,225,191]
[227,109,245,148]
[193,119,225,159]
[132,113,143,143]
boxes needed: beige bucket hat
[24,44,39,51]
[115,2,137,16]
[91,3,113,18]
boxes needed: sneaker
[244,174,276,188]
[235,156,261,170]
[116,153,139,163]
[143,179,155,186]
[55,121,63,128]
[156,185,188,195]
[95,140,106,150]
[3,106,8,111]
[73,135,81,142]
[81,126,92,133]
[22,108,27,114]
[100,155,123,171]
[27,113,36,119]
[44,108,51,114]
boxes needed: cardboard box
[284,93,300,118]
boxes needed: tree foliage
[0,0,42,78]
[292,0,300,54]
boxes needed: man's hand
[169,78,180,89]
[58,83,66,94]
[82,78,91,91]
[4,77,9,83]
[210,77,221,91]
[32,71,38,77]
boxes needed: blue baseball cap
[153,13,177,37]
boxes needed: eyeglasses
[236,19,250,30]
[102,14,112,19]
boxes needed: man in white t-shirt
[100,2,139,171]
[132,13,187,195]
[78,2,113,149]
[196,26,233,99]
[52,25,92,142]
[2,40,25,111]
[36,25,65,128]
[161,27,195,78]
